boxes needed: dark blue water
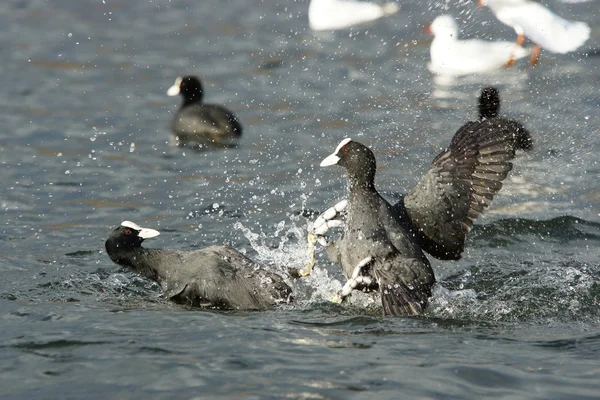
[1,0,599,398]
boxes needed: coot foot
[332,256,374,303]
[300,199,348,277]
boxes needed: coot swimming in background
[311,119,519,316]
[478,86,533,151]
[105,221,291,310]
[167,75,243,148]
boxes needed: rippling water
[1,0,599,398]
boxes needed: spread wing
[400,119,517,260]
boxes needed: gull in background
[308,0,399,31]
[426,15,529,76]
[478,0,591,66]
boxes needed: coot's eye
[125,229,131,235]
[343,148,349,154]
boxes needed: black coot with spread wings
[319,119,518,316]
[105,221,291,310]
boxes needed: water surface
[1,0,599,398]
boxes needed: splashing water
[234,217,347,304]
[429,259,600,323]
[233,219,309,271]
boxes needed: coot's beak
[320,153,340,167]
[167,76,182,96]
[320,138,352,167]
[424,25,433,35]
[138,227,160,239]
[167,84,180,96]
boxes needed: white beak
[320,138,352,167]
[138,227,160,239]
[320,154,340,167]
[167,77,182,96]
[167,84,180,96]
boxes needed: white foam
[234,216,344,303]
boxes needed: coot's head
[479,86,501,119]
[167,75,204,104]
[106,221,160,253]
[321,138,377,188]
[426,15,458,37]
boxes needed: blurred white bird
[426,15,529,76]
[478,0,591,66]
[308,0,399,31]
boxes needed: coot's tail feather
[375,256,434,316]
[380,283,429,316]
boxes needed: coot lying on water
[105,221,291,310]
[311,119,518,315]
[478,86,533,151]
[167,75,243,148]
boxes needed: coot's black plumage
[167,75,243,148]
[478,86,533,151]
[319,119,518,316]
[105,221,291,310]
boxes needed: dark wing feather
[498,118,533,151]
[373,255,434,316]
[401,119,517,260]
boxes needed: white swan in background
[426,15,529,76]
[478,0,591,66]
[308,0,399,31]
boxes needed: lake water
[1,0,599,398]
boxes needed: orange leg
[515,33,525,47]
[504,33,526,68]
[529,44,541,67]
